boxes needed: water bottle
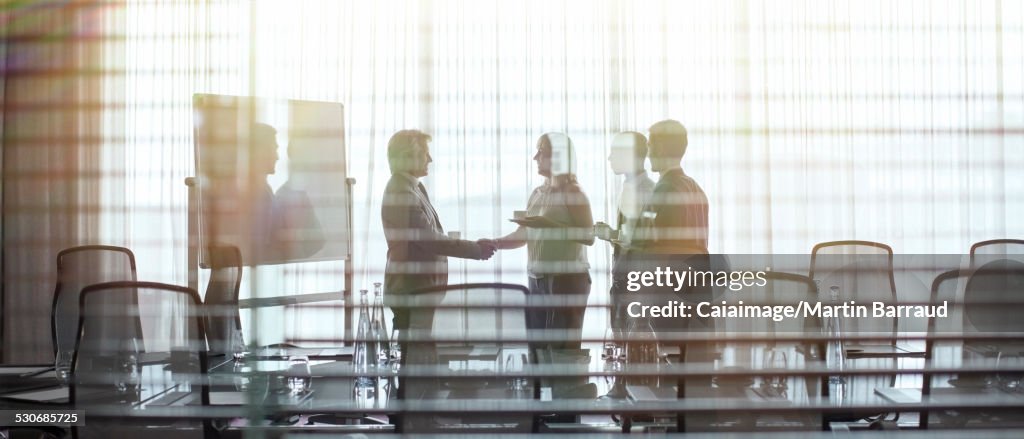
[388,328,402,393]
[625,316,659,386]
[353,289,377,390]
[826,285,846,385]
[371,282,390,367]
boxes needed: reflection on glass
[997,351,1023,392]
[55,351,74,386]
[625,316,659,387]
[115,338,141,402]
[826,285,846,385]
[504,353,529,393]
[762,349,788,397]
[287,355,312,394]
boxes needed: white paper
[0,366,52,376]
[209,391,247,405]
[1,387,68,402]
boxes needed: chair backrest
[399,283,533,433]
[963,259,1024,334]
[809,241,897,342]
[52,245,137,359]
[924,263,1024,427]
[682,271,824,432]
[970,239,1024,267]
[203,245,244,357]
[72,281,209,439]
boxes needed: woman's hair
[538,132,577,180]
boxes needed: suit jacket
[632,168,709,254]
[381,173,482,329]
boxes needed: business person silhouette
[272,137,326,260]
[495,132,594,354]
[631,120,709,253]
[380,129,497,331]
[629,120,713,396]
[595,131,655,331]
[240,122,280,262]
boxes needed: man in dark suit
[381,130,496,421]
[380,129,497,331]
[632,119,709,253]
[629,120,714,400]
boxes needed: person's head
[387,129,433,177]
[534,132,575,179]
[647,119,688,173]
[608,131,648,175]
[250,123,279,178]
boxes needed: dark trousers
[527,273,591,355]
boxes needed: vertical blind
[3,0,1022,362]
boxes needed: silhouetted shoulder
[553,180,586,194]
[384,174,416,193]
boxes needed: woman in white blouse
[495,132,594,353]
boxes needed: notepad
[0,366,52,376]
[257,346,353,359]
[874,387,922,404]
[437,346,501,359]
[626,385,677,402]
[1,387,69,403]
[146,390,194,407]
[208,391,247,405]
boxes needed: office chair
[676,271,825,432]
[810,241,907,423]
[396,282,535,434]
[52,246,137,366]
[202,245,245,358]
[809,241,904,352]
[969,239,1024,268]
[923,262,1024,429]
[71,281,211,439]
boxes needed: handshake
[476,238,499,260]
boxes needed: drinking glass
[504,353,529,393]
[55,351,74,386]
[233,361,252,392]
[996,351,1023,392]
[286,355,312,394]
[602,327,617,360]
[114,338,141,401]
[762,349,789,396]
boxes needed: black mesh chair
[71,281,211,439]
[810,241,899,352]
[396,282,535,434]
[612,251,719,433]
[924,261,1024,429]
[970,239,1024,267]
[203,245,245,359]
[52,246,137,363]
[810,241,909,423]
[678,271,824,432]
[810,241,923,356]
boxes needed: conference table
[3,342,1024,435]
